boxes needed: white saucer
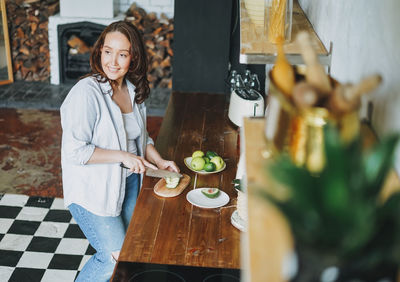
[231,210,246,232]
[186,188,229,208]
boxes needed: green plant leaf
[363,134,400,196]
[262,124,400,267]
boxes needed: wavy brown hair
[87,21,149,104]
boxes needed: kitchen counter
[112,92,241,281]
[241,117,400,282]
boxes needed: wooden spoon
[271,40,295,97]
[296,31,332,96]
[292,81,318,109]
[328,74,382,114]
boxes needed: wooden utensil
[292,81,318,109]
[328,74,382,114]
[296,31,332,95]
[268,0,288,44]
[153,174,191,198]
[271,41,295,96]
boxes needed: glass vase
[265,0,293,44]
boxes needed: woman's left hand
[156,159,180,173]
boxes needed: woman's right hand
[122,152,158,174]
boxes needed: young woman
[60,21,179,281]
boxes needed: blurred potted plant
[262,124,400,282]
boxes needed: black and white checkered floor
[0,194,95,282]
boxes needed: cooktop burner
[113,261,240,282]
[128,269,186,282]
[203,273,240,282]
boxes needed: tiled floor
[0,193,95,282]
[0,81,171,116]
[0,81,169,281]
[0,81,72,111]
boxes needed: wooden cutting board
[153,174,191,197]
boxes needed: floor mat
[0,193,95,282]
[0,109,62,197]
[0,108,162,197]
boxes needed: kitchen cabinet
[239,0,331,66]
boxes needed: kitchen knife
[120,163,182,178]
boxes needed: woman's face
[101,31,132,85]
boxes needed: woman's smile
[107,66,120,73]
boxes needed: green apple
[210,156,224,170]
[191,157,206,171]
[204,162,216,172]
[206,151,218,159]
[192,150,204,158]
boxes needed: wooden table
[113,92,241,279]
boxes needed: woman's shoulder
[73,76,103,91]
[69,76,107,97]
[61,76,105,109]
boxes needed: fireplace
[58,22,105,84]
[48,3,173,87]
[48,14,123,85]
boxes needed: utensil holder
[264,69,360,173]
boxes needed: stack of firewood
[6,0,59,82]
[6,1,174,88]
[125,4,174,89]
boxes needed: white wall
[297,0,400,173]
[118,0,174,18]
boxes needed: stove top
[112,261,240,282]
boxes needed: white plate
[184,157,226,175]
[186,188,229,209]
[231,210,246,232]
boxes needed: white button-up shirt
[60,76,154,216]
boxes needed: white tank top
[122,112,141,176]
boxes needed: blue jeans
[68,173,140,282]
